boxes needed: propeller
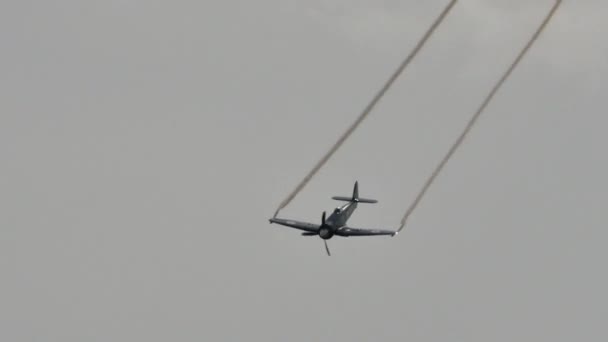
[303,211,332,255]
[321,211,331,256]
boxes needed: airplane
[269,181,397,256]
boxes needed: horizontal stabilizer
[331,196,378,204]
[332,196,353,202]
[355,198,378,204]
[331,182,378,203]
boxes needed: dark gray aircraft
[269,182,397,255]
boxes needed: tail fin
[331,181,378,204]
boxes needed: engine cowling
[319,226,334,239]
[318,211,334,239]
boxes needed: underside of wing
[336,226,397,237]
[269,218,319,233]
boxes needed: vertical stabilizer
[352,181,359,201]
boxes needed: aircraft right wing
[269,218,320,233]
[335,226,397,237]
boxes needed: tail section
[331,181,378,204]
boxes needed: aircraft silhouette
[269,182,397,255]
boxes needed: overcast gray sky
[1,1,607,341]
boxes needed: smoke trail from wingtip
[274,0,459,218]
[397,0,563,232]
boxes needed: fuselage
[318,201,358,239]
[326,201,358,229]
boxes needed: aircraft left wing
[336,226,397,237]
[269,218,319,233]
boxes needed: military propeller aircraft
[269,181,397,256]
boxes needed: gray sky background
[1,1,607,341]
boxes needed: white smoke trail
[274,0,459,218]
[398,0,563,232]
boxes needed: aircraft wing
[269,218,319,233]
[336,226,397,237]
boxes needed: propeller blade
[324,240,331,256]
[322,211,326,225]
